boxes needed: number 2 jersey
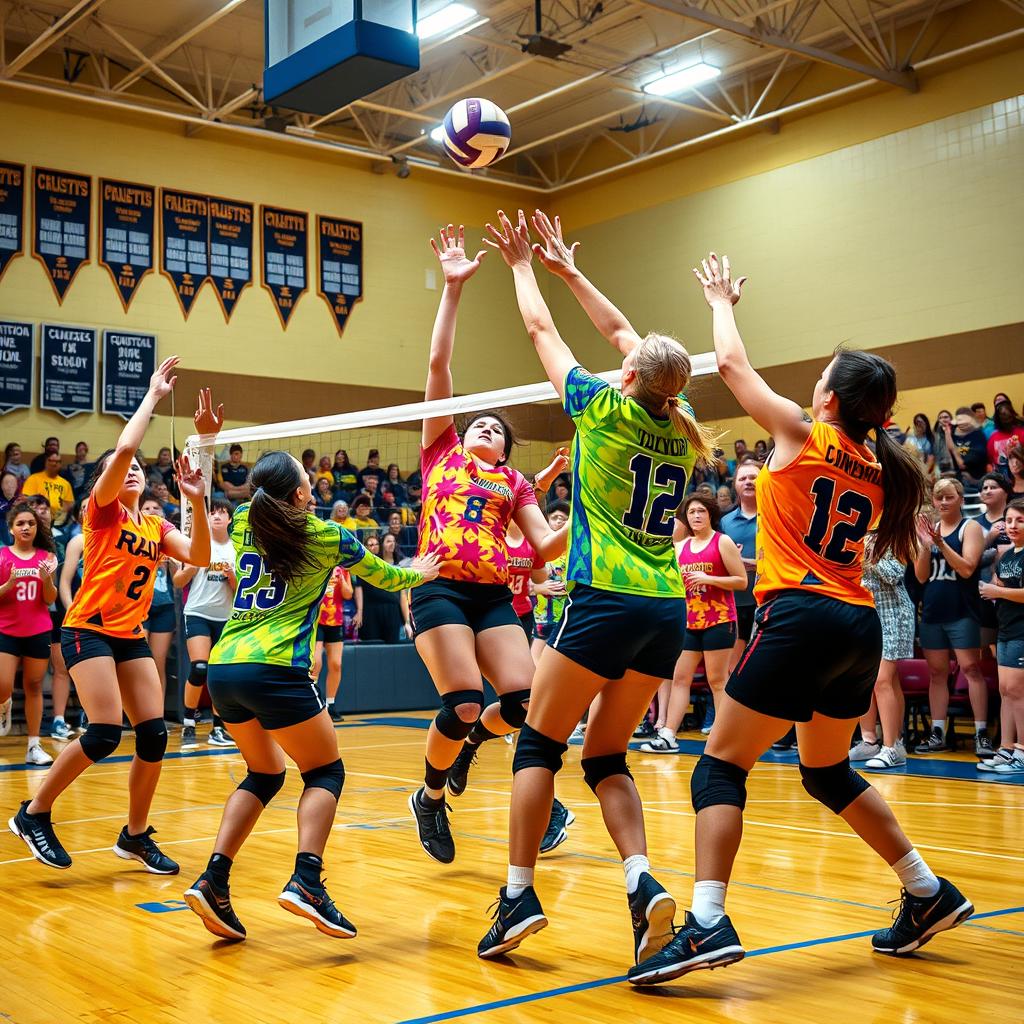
[564,366,695,598]
[63,497,174,638]
[211,503,422,673]
[754,420,882,608]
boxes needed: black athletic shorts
[735,604,755,643]
[548,583,685,680]
[143,604,176,634]
[317,623,344,644]
[208,662,326,730]
[518,610,536,639]
[184,615,226,643]
[682,620,737,653]
[50,606,65,645]
[61,626,152,671]
[410,578,518,637]
[726,590,881,722]
[0,630,51,660]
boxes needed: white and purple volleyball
[441,98,511,170]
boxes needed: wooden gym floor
[1,712,1021,1024]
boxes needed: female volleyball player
[313,564,353,720]
[8,361,219,874]
[476,210,715,964]
[627,254,972,986]
[183,451,439,942]
[407,224,568,866]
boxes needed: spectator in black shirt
[151,446,178,497]
[314,476,335,517]
[406,476,423,518]
[29,436,60,474]
[384,508,417,558]
[947,406,990,486]
[332,449,359,498]
[218,443,250,502]
[358,448,385,490]
[382,463,406,506]
[61,441,92,500]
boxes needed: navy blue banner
[102,330,156,419]
[208,196,253,321]
[40,323,96,418]
[99,179,155,311]
[33,167,91,304]
[0,162,25,285]
[160,188,209,317]
[317,215,363,337]
[260,205,307,328]
[0,320,33,414]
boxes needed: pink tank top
[0,547,55,637]
[506,535,544,617]
[678,531,736,630]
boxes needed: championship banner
[260,205,307,328]
[32,167,91,304]
[317,215,363,337]
[0,162,25,285]
[160,188,209,317]
[103,330,156,419]
[40,323,96,418]
[0,320,33,413]
[99,179,155,311]
[208,196,253,320]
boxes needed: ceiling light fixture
[642,60,720,97]
[429,124,445,143]
[417,3,478,40]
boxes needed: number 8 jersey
[754,420,882,608]
[563,366,696,598]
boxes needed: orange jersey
[64,497,175,638]
[318,566,352,626]
[754,421,882,608]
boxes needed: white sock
[183,716,196,727]
[861,731,877,744]
[53,716,65,725]
[623,854,650,894]
[27,735,39,748]
[692,880,728,927]
[891,849,940,897]
[974,721,986,734]
[506,864,534,899]
[658,726,676,743]
[932,719,945,737]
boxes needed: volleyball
[441,98,511,170]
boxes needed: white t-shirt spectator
[183,538,236,622]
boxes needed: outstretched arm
[514,503,568,562]
[531,210,641,356]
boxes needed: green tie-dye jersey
[563,366,695,598]
[210,503,422,672]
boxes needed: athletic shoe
[446,743,478,798]
[700,701,716,735]
[771,727,797,752]
[180,724,199,750]
[865,741,907,770]
[329,706,345,722]
[914,727,948,754]
[628,911,745,985]
[184,871,246,941]
[628,872,677,962]
[75,712,88,735]
[568,723,585,743]
[113,825,180,875]
[50,718,73,741]
[539,798,575,855]
[993,751,1024,775]
[975,731,995,758]
[408,787,455,864]
[278,874,357,938]
[207,726,235,747]
[633,719,657,740]
[977,748,1015,772]
[25,743,53,766]
[872,878,973,956]
[849,738,881,760]
[0,697,12,737]
[640,728,678,754]
[8,801,72,869]
[477,885,548,958]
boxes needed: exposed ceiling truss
[1,0,1021,191]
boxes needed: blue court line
[396,906,1024,1024]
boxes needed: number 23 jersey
[564,366,695,598]
[754,420,882,608]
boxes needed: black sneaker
[8,801,72,870]
[113,825,180,875]
[207,726,235,747]
[478,886,548,958]
[184,871,246,941]
[974,731,995,758]
[181,724,199,750]
[447,743,478,798]
[278,874,357,938]
[632,719,657,740]
[627,911,745,985]
[409,787,455,863]
[872,878,973,956]
[771,726,797,752]
[539,798,575,855]
[329,706,345,722]
[628,872,677,962]
[914,727,947,754]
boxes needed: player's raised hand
[531,211,580,278]
[148,356,180,402]
[175,454,206,504]
[410,550,442,582]
[484,209,533,268]
[194,387,224,436]
[430,223,487,285]
[692,253,746,308]
[534,447,570,493]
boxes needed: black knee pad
[498,688,531,730]
[301,758,345,800]
[799,758,870,815]
[188,660,208,686]
[512,723,568,775]
[691,753,749,812]
[434,689,484,741]
[581,752,632,793]
[79,722,122,763]
[239,769,286,806]
[133,717,168,763]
